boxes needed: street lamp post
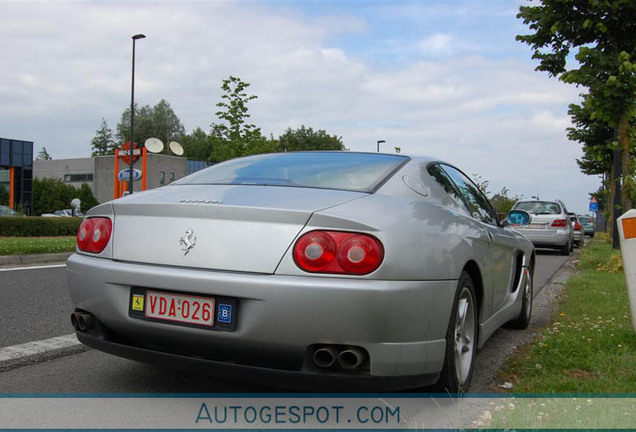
[376,140,385,153]
[129,33,146,195]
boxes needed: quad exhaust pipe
[312,347,338,368]
[71,311,94,332]
[337,347,365,370]
[312,345,367,371]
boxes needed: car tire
[436,271,478,393]
[506,266,533,330]
[560,241,570,256]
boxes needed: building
[0,137,34,214]
[34,153,188,205]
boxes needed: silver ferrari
[67,151,535,392]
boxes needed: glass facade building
[0,138,34,214]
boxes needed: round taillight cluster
[77,217,112,254]
[293,231,384,275]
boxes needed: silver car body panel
[68,153,534,386]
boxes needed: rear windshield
[514,201,562,215]
[175,152,409,193]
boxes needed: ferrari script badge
[179,229,197,255]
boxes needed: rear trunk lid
[110,185,366,273]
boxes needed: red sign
[119,142,141,165]
[590,196,598,203]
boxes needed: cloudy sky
[0,0,600,214]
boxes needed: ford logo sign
[117,168,142,182]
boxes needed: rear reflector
[622,217,636,239]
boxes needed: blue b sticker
[218,304,232,323]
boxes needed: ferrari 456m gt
[67,151,534,392]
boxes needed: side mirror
[506,210,531,227]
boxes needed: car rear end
[569,213,583,246]
[66,153,451,390]
[578,215,595,237]
[511,200,572,251]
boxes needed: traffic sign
[589,196,599,212]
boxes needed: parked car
[511,199,574,255]
[0,205,19,216]
[42,209,84,217]
[578,215,595,237]
[67,152,535,392]
[568,213,584,247]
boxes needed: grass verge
[0,236,76,255]
[498,234,636,393]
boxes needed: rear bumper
[67,253,455,389]
[513,228,570,248]
[75,330,439,392]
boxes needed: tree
[36,147,52,160]
[76,183,99,212]
[32,178,99,216]
[116,99,185,151]
[568,97,614,177]
[209,76,266,162]
[181,127,212,160]
[277,126,345,152]
[490,187,518,215]
[90,119,117,156]
[517,0,636,246]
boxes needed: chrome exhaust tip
[76,312,94,332]
[312,347,338,368]
[338,347,365,370]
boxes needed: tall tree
[277,126,344,152]
[116,99,185,151]
[209,76,266,162]
[90,118,117,156]
[517,0,636,246]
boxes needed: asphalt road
[0,250,572,393]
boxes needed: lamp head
[132,34,146,40]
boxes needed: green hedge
[0,217,82,237]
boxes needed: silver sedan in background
[67,152,535,392]
[511,199,574,255]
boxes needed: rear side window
[515,201,562,215]
[439,164,498,226]
[176,152,409,193]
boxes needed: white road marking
[0,264,66,272]
[0,334,80,363]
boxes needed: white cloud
[418,34,455,55]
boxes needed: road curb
[0,252,72,267]
[0,334,89,373]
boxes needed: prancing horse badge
[179,229,197,255]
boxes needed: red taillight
[77,217,112,253]
[293,231,384,275]
[551,219,568,228]
[574,221,581,230]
